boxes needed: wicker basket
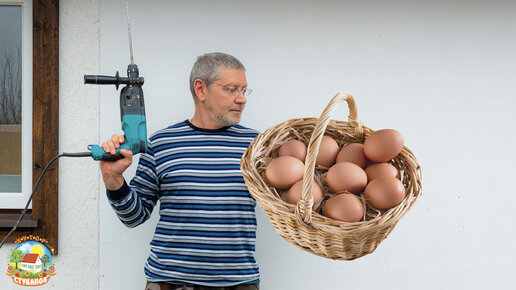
[241,92,422,260]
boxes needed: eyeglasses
[213,83,253,97]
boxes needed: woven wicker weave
[241,92,422,260]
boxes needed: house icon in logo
[19,253,42,274]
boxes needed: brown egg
[322,193,364,222]
[316,135,339,167]
[364,176,406,210]
[363,129,404,162]
[278,139,307,162]
[365,163,400,182]
[326,162,367,194]
[336,143,368,168]
[286,178,323,209]
[265,156,304,189]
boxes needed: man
[100,53,260,290]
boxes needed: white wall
[2,0,515,289]
[57,1,101,289]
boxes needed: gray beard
[205,99,242,126]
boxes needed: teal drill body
[85,64,147,161]
[88,114,147,161]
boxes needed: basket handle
[295,92,364,224]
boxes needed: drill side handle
[84,73,119,85]
[84,72,144,90]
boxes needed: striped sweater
[106,120,260,287]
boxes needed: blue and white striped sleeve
[106,143,159,228]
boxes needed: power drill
[83,3,147,161]
[84,64,147,161]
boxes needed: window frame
[0,0,59,254]
[1,0,33,208]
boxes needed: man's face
[204,68,247,126]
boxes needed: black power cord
[0,152,92,249]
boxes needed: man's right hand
[99,134,133,191]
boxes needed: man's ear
[194,79,206,102]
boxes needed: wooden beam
[32,0,59,254]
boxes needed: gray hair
[189,52,246,100]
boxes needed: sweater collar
[185,119,231,132]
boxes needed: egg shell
[364,163,400,182]
[364,176,406,210]
[265,156,305,189]
[322,193,364,222]
[286,178,323,209]
[363,129,404,162]
[336,143,368,168]
[278,139,307,162]
[316,136,339,167]
[326,162,367,194]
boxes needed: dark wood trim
[0,211,38,228]
[32,0,59,254]
[0,0,60,254]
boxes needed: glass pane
[0,5,22,193]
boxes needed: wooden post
[32,0,59,254]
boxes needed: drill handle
[84,71,144,90]
[88,144,127,161]
[84,73,119,85]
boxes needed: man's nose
[235,92,246,104]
